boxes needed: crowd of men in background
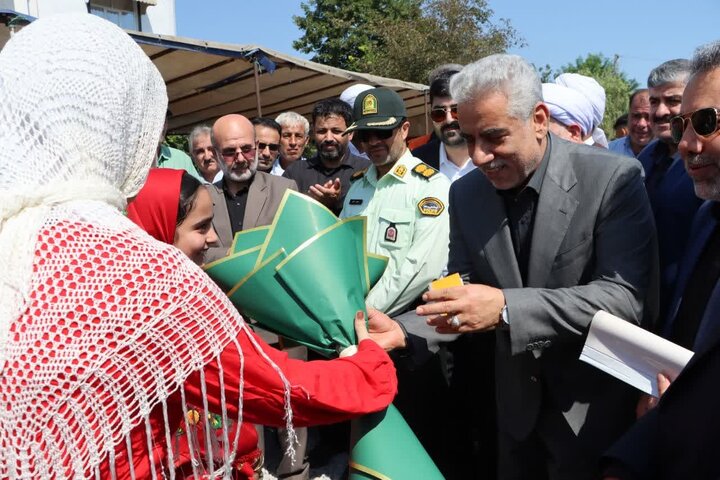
[151,40,720,480]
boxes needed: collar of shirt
[438,142,473,179]
[365,148,416,187]
[221,177,250,199]
[157,144,171,165]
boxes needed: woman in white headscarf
[0,14,397,480]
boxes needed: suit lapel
[477,183,523,288]
[527,140,578,288]
[209,185,234,249]
[243,172,268,230]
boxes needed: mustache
[481,159,506,170]
[653,114,672,124]
[685,154,716,168]
[441,121,461,132]
[321,140,340,148]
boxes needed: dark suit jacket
[449,135,658,443]
[411,137,441,170]
[604,204,720,479]
[638,140,703,319]
[205,171,297,263]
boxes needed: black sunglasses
[220,144,255,158]
[430,104,458,123]
[670,107,720,143]
[257,142,280,152]
[355,129,395,143]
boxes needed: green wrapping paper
[349,405,444,479]
[203,190,443,479]
[226,250,337,357]
[276,218,369,349]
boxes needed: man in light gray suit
[205,114,297,264]
[370,54,658,480]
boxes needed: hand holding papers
[580,311,694,397]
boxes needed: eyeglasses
[670,107,720,143]
[257,142,280,152]
[430,104,458,123]
[220,144,256,158]
[355,129,395,143]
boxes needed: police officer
[341,87,450,317]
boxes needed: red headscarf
[127,168,184,244]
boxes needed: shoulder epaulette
[351,168,367,181]
[412,162,439,180]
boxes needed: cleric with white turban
[542,82,595,142]
[555,72,609,147]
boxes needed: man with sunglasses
[284,98,369,214]
[637,59,703,324]
[340,87,450,316]
[602,41,720,480]
[413,68,475,183]
[205,114,298,263]
[252,117,283,173]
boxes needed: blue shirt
[608,136,636,158]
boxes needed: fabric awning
[127,31,430,135]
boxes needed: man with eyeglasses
[283,98,369,215]
[412,68,474,183]
[637,59,703,325]
[205,114,298,264]
[602,41,720,480]
[252,117,283,173]
[340,87,450,317]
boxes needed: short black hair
[429,69,460,103]
[311,98,352,128]
[613,113,628,130]
[252,117,282,137]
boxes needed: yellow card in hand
[429,272,463,291]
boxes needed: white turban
[542,83,595,136]
[554,73,606,130]
[340,83,374,108]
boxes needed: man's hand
[635,372,673,418]
[366,307,407,351]
[308,178,341,208]
[417,284,505,334]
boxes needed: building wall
[5,0,176,35]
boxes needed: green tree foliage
[553,53,639,135]
[293,0,523,84]
[293,0,421,74]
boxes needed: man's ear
[567,124,583,143]
[533,102,550,139]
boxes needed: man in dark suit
[639,59,703,320]
[412,67,475,182]
[373,54,658,480]
[602,40,720,480]
[205,114,297,264]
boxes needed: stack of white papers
[580,311,694,397]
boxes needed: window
[89,0,140,31]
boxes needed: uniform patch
[384,223,398,243]
[418,197,445,216]
[394,164,407,178]
[412,162,438,180]
[362,94,378,115]
[349,198,363,205]
[351,168,367,181]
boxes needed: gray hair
[188,125,212,157]
[450,54,541,120]
[274,111,309,136]
[690,41,720,76]
[647,59,691,88]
